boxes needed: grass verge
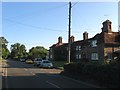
[52,61,68,70]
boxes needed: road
[2,59,101,89]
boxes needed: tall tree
[10,43,27,60]
[29,46,48,60]
[0,37,10,59]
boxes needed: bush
[63,61,120,87]
[64,62,77,74]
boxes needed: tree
[29,46,48,60]
[10,43,27,60]
[0,37,10,59]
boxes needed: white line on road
[4,63,8,89]
[30,71,35,75]
[61,75,101,88]
[23,68,28,71]
[46,81,60,88]
[24,68,35,75]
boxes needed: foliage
[10,43,27,60]
[0,37,10,59]
[28,46,48,60]
[63,61,120,87]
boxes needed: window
[79,54,81,59]
[78,46,81,50]
[50,55,52,59]
[107,54,112,60]
[76,46,81,51]
[91,53,98,60]
[76,54,78,59]
[91,40,97,47]
[76,54,81,59]
[66,47,68,51]
[76,46,78,51]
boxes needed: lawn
[52,61,68,70]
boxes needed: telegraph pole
[68,2,72,63]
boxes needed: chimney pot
[83,32,88,40]
[58,36,62,44]
[70,35,75,43]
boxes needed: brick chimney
[58,36,62,44]
[83,32,88,40]
[70,35,75,43]
[101,20,112,33]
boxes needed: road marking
[46,81,60,88]
[30,71,35,75]
[24,68,35,75]
[4,63,8,89]
[24,68,28,71]
[61,75,101,88]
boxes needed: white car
[40,60,53,68]
[33,58,42,66]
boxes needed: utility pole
[68,2,72,63]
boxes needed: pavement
[0,60,3,90]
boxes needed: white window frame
[78,54,81,59]
[91,40,97,47]
[76,46,81,51]
[50,55,52,59]
[76,54,81,59]
[76,54,78,59]
[91,53,98,60]
[76,46,78,51]
[78,46,81,50]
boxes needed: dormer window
[91,40,97,47]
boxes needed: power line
[4,18,99,34]
[4,18,67,32]
[5,3,68,19]
[71,0,81,8]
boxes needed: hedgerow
[63,61,120,88]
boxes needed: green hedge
[63,61,120,87]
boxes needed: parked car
[25,59,33,64]
[20,58,25,62]
[40,60,53,68]
[33,58,42,66]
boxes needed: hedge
[63,61,120,88]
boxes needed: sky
[118,1,120,31]
[1,0,119,52]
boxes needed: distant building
[49,20,120,63]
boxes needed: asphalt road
[2,59,101,89]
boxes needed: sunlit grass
[52,61,68,70]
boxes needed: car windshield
[43,61,51,63]
[37,59,42,61]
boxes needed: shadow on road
[2,59,65,89]
[3,59,40,68]
[2,59,105,89]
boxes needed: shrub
[64,62,77,74]
[63,61,120,87]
